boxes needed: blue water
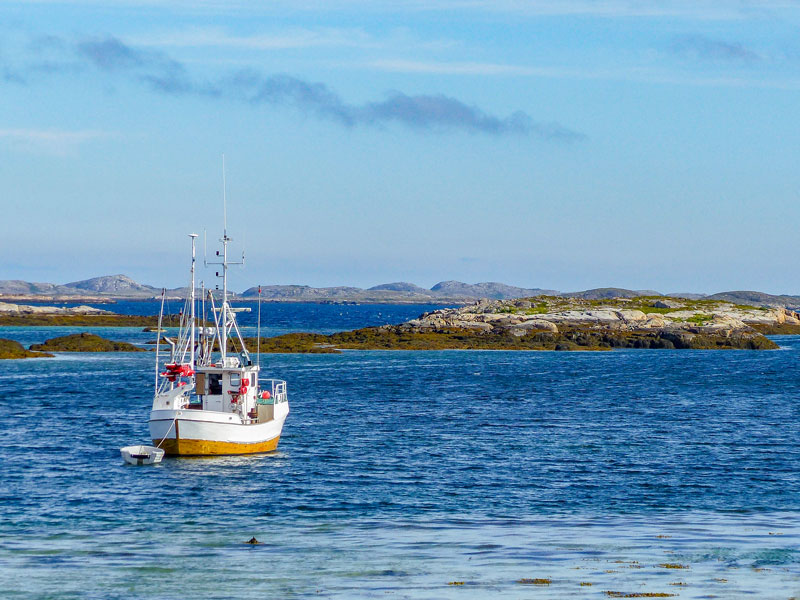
[1,305,799,598]
[31,299,448,331]
[0,300,442,347]
[0,301,445,348]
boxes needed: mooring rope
[155,416,178,450]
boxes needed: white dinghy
[120,445,165,466]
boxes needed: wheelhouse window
[208,374,222,395]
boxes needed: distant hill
[564,288,661,300]
[65,274,157,295]
[0,280,69,295]
[240,284,452,303]
[368,282,431,294]
[0,274,171,299]
[240,285,364,300]
[706,290,800,308]
[666,292,707,300]
[3,275,800,307]
[430,281,558,299]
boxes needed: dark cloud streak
[77,37,145,70]
[230,70,585,139]
[7,35,586,140]
[671,34,759,62]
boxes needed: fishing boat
[148,225,289,456]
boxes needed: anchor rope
[155,416,178,450]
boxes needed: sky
[2,0,800,294]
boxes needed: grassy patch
[524,303,549,315]
[242,324,778,352]
[685,314,712,325]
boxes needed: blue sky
[2,1,800,294]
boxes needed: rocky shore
[0,302,179,326]
[0,301,111,316]
[395,296,796,349]
[1,297,794,357]
[251,296,795,352]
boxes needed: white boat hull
[149,403,288,456]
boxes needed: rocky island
[29,333,146,353]
[0,339,54,359]
[249,296,797,352]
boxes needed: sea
[1,301,799,599]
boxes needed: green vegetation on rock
[750,322,800,335]
[0,314,184,327]
[0,338,53,359]
[30,333,146,352]
[241,323,778,353]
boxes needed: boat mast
[221,154,230,360]
[189,233,198,368]
[155,289,165,395]
[206,155,245,363]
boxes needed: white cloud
[397,0,794,20]
[368,59,558,76]
[0,128,111,154]
[15,0,798,21]
[366,57,800,90]
[131,26,376,51]
[129,25,457,53]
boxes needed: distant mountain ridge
[564,287,662,300]
[0,275,172,300]
[368,282,431,294]
[3,275,800,307]
[430,280,558,299]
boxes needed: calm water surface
[0,306,798,598]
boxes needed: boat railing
[258,378,288,404]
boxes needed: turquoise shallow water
[1,307,799,598]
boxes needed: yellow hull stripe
[154,436,280,456]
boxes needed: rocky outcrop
[30,333,146,352]
[0,302,111,315]
[235,294,795,353]
[0,339,53,359]
[653,299,684,309]
[394,296,792,350]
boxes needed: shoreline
[2,295,798,356]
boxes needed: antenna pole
[205,155,246,364]
[222,154,227,238]
[189,233,198,370]
[257,285,262,369]
[221,154,229,358]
